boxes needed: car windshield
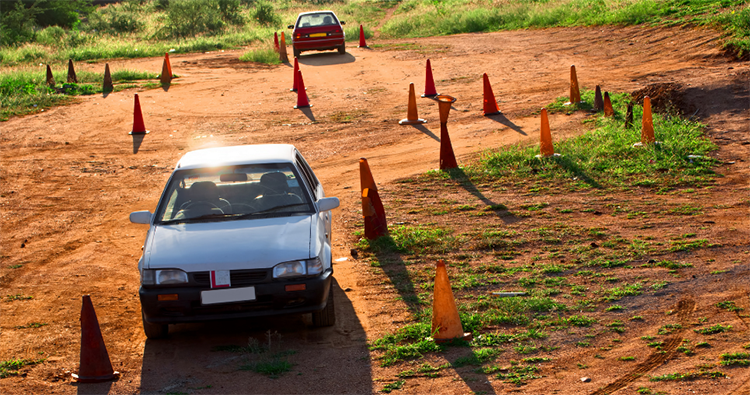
[154,163,314,224]
[297,13,337,28]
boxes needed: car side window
[295,153,319,200]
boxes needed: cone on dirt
[625,102,634,128]
[293,70,311,109]
[129,94,150,135]
[569,65,581,104]
[399,83,426,125]
[422,59,438,98]
[46,65,55,87]
[359,158,388,240]
[432,260,471,343]
[539,108,555,157]
[279,32,289,63]
[641,96,655,144]
[274,32,280,52]
[593,85,603,111]
[357,24,368,48]
[290,57,300,92]
[67,59,78,83]
[160,53,172,85]
[437,95,459,170]
[482,73,501,116]
[603,92,614,117]
[72,295,119,383]
[103,63,113,92]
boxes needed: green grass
[357,225,457,255]
[0,358,45,378]
[15,322,47,329]
[716,301,744,312]
[650,370,726,381]
[694,324,732,334]
[239,350,296,378]
[720,352,750,366]
[239,47,281,64]
[381,379,405,393]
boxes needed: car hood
[144,216,312,271]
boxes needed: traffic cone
[625,102,634,128]
[569,65,581,104]
[593,85,603,111]
[360,158,388,240]
[67,59,78,83]
[160,53,172,85]
[603,92,614,117]
[46,65,55,87]
[103,63,113,92]
[432,260,471,343]
[539,108,555,157]
[641,96,655,144]
[437,95,458,170]
[399,83,426,125]
[290,57,299,92]
[482,73,501,116]
[274,32,280,52]
[358,25,368,48]
[129,94,150,135]
[72,295,119,383]
[294,70,311,108]
[422,59,438,98]
[279,32,289,63]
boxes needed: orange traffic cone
[603,92,614,117]
[539,108,555,157]
[274,32,280,52]
[437,95,458,170]
[294,70,311,108]
[432,260,471,343]
[46,65,55,87]
[290,57,300,92]
[67,59,78,83]
[360,158,388,240]
[625,102,634,128]
[569,65,581,104]
[160,53,172,85]
[641,96,655,144]
[72,295,119,383]
[130,94,150,135]
[279,32,289,63]
[422,59,438,98]
[482,73,501,116]
[593,85,603,111]
[358,25,368,48]
[399,83,426,125]
[103,63,113,92]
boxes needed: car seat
[255,172,303,211]
[178,181,232,216]
[323,16,332,25]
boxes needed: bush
[163,0,226,38]
[35,26,66,47]
[0,1,40,45]
[253,0,281,26]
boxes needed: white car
[129,144,340,338]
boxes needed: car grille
[192,269,268,286]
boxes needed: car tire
[337,43,345,55]
[293,47,301,58]
[312,283,335,327]
[142,312,168,339]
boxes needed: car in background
[129,144,340,338]
[288,10,346,58]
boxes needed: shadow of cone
[279,32,289,63]
[603,92,614,117]
[72,295,119,383]
[103,64,113,93]
[358,25,368,48]
[294,70,311,108]
[274,32,280,52]
[569,65,581,104]
[641,96,655,144]
[539,108,556,157]
[399,83,426,125]
[160,53,172,85]
[432,260,471,343]
[290,58,299,92]
[360,158,388,240]
[129,94,150,135]
[67,59,77,83]
[593,85,603,111]
[46,65,55,88]
[482,73,501,116]
[437,95,458,170]
[422,59,439,98]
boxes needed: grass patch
[716,301,744,312]
[15,322,47,329]
[357,225,457,255]
[720,352,750,366]
[650,370,726,381]
[0,358,45,379]
[239,47,281,64]
[381,379,405,393]
[694,324,732,335]
[239,350,296,378]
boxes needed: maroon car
[288,11,346,58]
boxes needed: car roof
[297,10,336,17]
[176,144,297,170]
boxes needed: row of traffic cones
[45,54,173,94]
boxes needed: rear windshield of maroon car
[297,13,338,28]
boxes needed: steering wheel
[180,200,224,213]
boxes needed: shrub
[35,26,66,47]
[253,0,281,26]
[163,0,226,38]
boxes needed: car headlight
[273,258,323,278]
[141,269,189,285]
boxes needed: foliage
[239,47,281,64]
[0,358,45,379]
[252,0,281,26]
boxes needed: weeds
[695,324,732,335]
[720,352,750,366]
[650,370,726,381]
[0,358,45,379]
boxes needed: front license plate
[309,33,327,38]
[201,286,256,305]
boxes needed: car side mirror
[317,197,340,212]
[287,25,294,29]
[130,210,153,224]
[340,21,346,25]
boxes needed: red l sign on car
[210,270,231,288]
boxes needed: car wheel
[293,47,301,58]
[312,283,335,327]
[142,312,168,339]
[337,43,346,55]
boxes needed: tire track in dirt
[591,298,696,395]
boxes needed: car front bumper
[140,269,332,324]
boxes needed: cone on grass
[290,57,300,92]
[46,65,55,87]
[67,59,78,83]
[293,70,310,109]
[160,53,172,85]
[482,73,501,116]
[279,32,289,63]
[358,25,368,48]
[399,83,426,125]
[432,260,471,343]
[422,59,438,98]
[593,85,603,111]
[129,94,150,135]
[603,92,614,117]
[72,295,119,383]
[625,103,634,128]
[274,32,280,52]
[641,96,655,144]
[360,158,388,240]
[103,64,113,92]
[437,95,458,170]
[569,65,581,104]
[539,108,555,157]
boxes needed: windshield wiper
[159,213,231,224]
[253,203,308,214]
